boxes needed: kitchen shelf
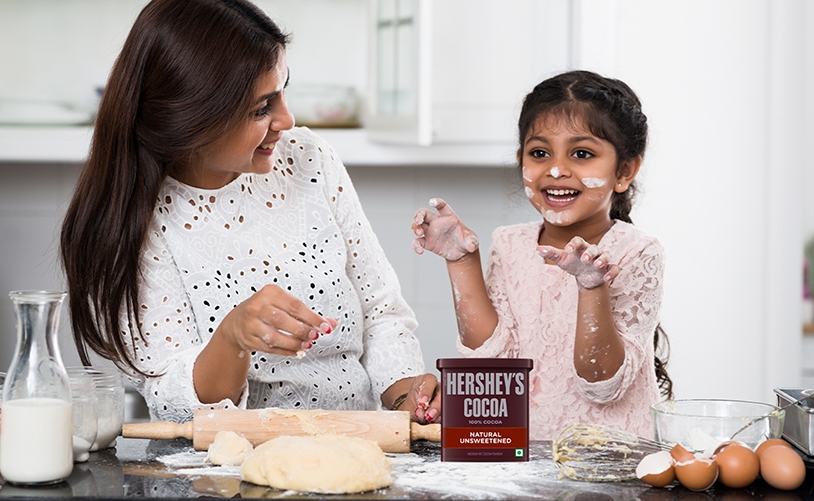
[0,126,517,167]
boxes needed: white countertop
[0,126,517,167]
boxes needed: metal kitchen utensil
[552,423,671,482]
[775,388,814,455]
[729,389,814,441]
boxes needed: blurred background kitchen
[1,0,812,418]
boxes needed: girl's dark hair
[59,0,289,376]
[518,70,673,399]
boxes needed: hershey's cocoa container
[437,358,533,462]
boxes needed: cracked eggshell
[670,443,695,463]
[636,450,676,488]
[673,451,719,492]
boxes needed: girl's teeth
[547,189,578,196]
[260,143,275,149]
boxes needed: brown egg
[755,438,791,458]
[636,450,676,488]
[714,441,760,488]
[759,445,806,491]
[674,453,719,492]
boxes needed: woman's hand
[385,374,441,424]
[537,236,619,290]
[217,284,336,357]
[412,198,479,262]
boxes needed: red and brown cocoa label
[437,359,532,462]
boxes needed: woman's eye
[253,103,271,119]
[529,149,549,159]
[573,149,593,159]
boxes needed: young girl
[60,0,439,424]
[412,70,671,439]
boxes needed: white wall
[572,0,808,402]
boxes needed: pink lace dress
[457,221,665,440]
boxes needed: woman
[60,0,439,424]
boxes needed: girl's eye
[573,149,593,159]
[529,149,549,159]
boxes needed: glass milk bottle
[0,291,73,485]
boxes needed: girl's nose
[549,165,571,178]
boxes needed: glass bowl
[651,399,784,454]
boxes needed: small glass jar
[66,367,98,462]
[84,367,124,451]
[1,290,73,485]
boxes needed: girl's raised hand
[217,284,336,357]
[537,236,619,289]
[412,198,479,262]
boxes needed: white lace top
[458,221,665,440]
[123,127,424,422]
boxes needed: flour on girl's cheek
[581,177,607,188]
[524,186,534,199]
[522,166,532,183]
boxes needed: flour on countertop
[387,451,559,499]
[156,449,209,468]
[150,443,647,499]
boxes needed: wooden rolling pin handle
[123,421,194,441]
[411,422,441,442]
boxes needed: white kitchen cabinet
[366,0,433,145]
[366,0,572,145]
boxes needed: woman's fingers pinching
[409,374,440,424]
[237,285,337,357]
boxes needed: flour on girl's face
[522,166,532,183]
[524,186,534,199]
[581,177,607,188]
[543,210,574,225]
[550,166,560,179]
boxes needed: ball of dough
[205,430,254,466]
[240,435,392,493]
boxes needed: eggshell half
[674,454,719,492]
[759,445,806,491]
[670,443,695,463]
[636,450,676,488]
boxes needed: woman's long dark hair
[59,0,289,376]
[517,70,674,400]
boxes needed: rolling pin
[122,408,440,453]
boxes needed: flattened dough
[240,435,392,493]
[205,430,253,466]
